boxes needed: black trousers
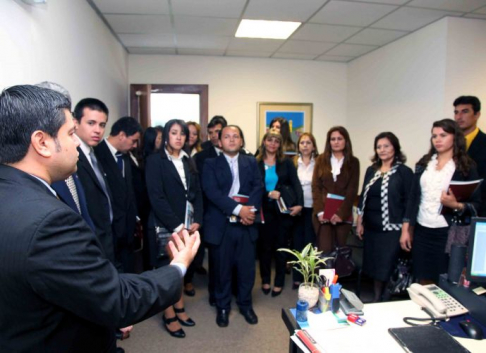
[259,204,293,288]
[292,207,316,282]
[211,223,256,311]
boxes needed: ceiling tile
[332,0,408,4]
[227,38,284,52]
[243,0,328,21]
[118,33,174,47]
[176,35,231,50]
[325,43,377,56]
[272,53,319,60]
[226,51,272,58]
[178,48,226,56]
[315,54,355,62]
[278,40,336,55]
[310,1,398,26]
[126,47,177,55]
[465,13,486,19]
[408,0,486,13]
[292,23,362,42]
[92,0,169,15]
[171,0,246,18]
[174,16,238,36]
[105,14,172,34]
[371,7,461,31]
[345,28,408,46]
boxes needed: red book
[295,329,323,353]
[229,194,265,224]
[440,179,483,215]
[323,193,353,223]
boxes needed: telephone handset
[407,283,468,319]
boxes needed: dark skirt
[412,223,449,283]
[362,229,401,282]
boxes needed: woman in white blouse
[400,119,480,284]
[291,133,319,288]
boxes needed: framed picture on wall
[257,102,313,148]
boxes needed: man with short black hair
[200,115,227,151]
[95,116,142,273]
[453,96,486,216]
[0,84,199,352]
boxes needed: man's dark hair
[0,85,71,164]
[453,96,481,114]
[207,115,227,130]
[219,125,245,148]
[110,116,142,137]
[73,98,109,122]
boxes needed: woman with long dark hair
[257,129,303,297]
[145,119,203,338]
[291,133,319,289]
[400,119,480,284]
[312,126,360,253]
[269,117,297,155]
[186,121,202,157]
[357,132,413,301]
[142,126,163,162]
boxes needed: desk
[282,300,485,353]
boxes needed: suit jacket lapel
[78,148,103,190]
[162,152,185,189]
[217,154,232,193]
[238,154,249,190]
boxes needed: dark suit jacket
[0,164,182,353]
[194,145,218,175]
[202,153,264,246]
[405,165,481,226]
[76,148,115,264]
[257,157,303,210]
[95,140,137,246]
[51,173,95,232]
[200,140,212,151]
[468,129,486,216]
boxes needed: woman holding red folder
[400,119,480,284]
[312,126,360,253]
[356,132,413,302]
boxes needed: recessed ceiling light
[235,19,301,40]
[21,0,47,4]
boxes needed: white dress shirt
[297,156,315,208]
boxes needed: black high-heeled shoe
[261,285,271,295]
[174,307,196,327]
[162,315,186,338]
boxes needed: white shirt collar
[223,153,239,164]
[76,134,91,157]
[165,148,189,161]
[104,138,118,160]
[30,174,57,196]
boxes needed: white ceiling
[89,0,486,63]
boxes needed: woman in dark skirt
[400,119,480,284]
[357,132,413,302]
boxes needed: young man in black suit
[0,85,200,353]
[454,96,486,216]
[95,117,141,273]
[202,125,263,327]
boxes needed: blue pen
[330,283,342,313]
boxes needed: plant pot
[298,282,319,308]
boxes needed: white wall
[444,17,486,130]
[129,55,347,152]
[347,19,449,171]
[0,0,128,123]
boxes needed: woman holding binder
[356,132,413,302]
[400,119,480,284]
[312,126,360,254]
[146,119,203,338]
[257,129,303,297]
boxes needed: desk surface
[284,300,486,353]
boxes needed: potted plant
[278,243,332,308]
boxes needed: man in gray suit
[0,85,200,353]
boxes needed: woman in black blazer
[400,119,480,284]
[146,119,203,338]
[257,129,303,297]
[357,132,413,302]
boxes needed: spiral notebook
[388,325,470,353]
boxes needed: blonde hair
[256,128,284,163]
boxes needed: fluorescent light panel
[235,19,301,40]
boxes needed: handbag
[445,203,477,253]
[155,225,172,259]
[320,246,356,278]
[279,184,297,207]
[383,252,414,300]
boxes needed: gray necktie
[89,149,113,222]
[65,175,81,214]
[228,159,239,197]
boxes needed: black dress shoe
[216,309,229,327]
[162,315,186,338]
[174,307,196,327]
[261,285,271,295]
[240,308,258,325]
[271,288,282,297]
[184,284,196,297]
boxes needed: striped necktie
[65,175,81,214]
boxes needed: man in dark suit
[200,115,227,151]
[74,98,117,265]
[454,96,486,216]
[0,85,200,352]
[95,117,141,273]
[202,125,263,327]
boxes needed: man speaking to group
[0,85,200,353]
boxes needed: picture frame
[257,102,313,148]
